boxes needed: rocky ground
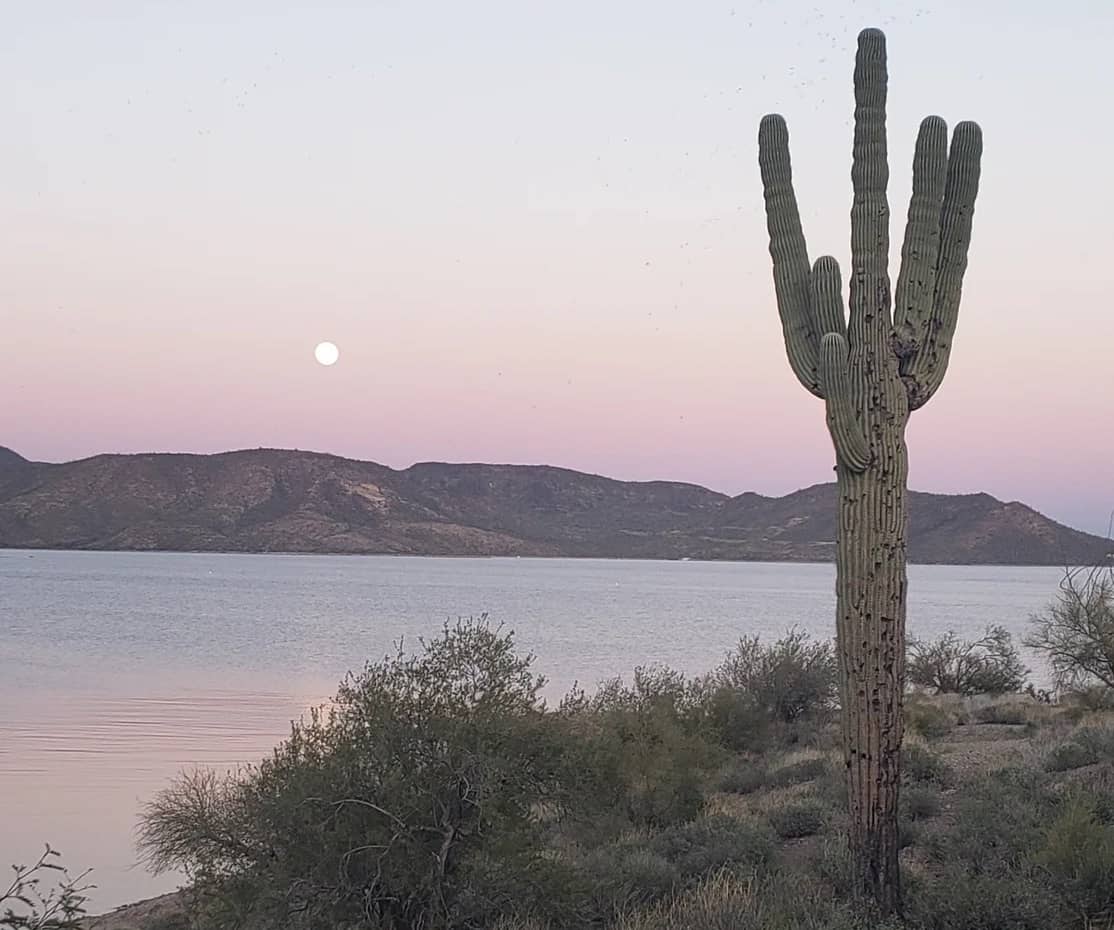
[82,893,185,930]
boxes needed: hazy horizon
[3,1,1112,535]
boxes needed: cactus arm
[812,255,848,338]
[759,114,823,398]
[893,116,948,365]
[906,121,983,409]
[820,333,871,472]
[814,254,870,473]
[848,29,891,339]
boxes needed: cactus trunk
[757,28,981,913]
[836,434,908,909]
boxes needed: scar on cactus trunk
[757,28,982,913]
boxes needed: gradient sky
[2,1,1112,534]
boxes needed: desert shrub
[145,916,191,930]
[581,844,681,918]
[905,700,957,738]
[811,835,855,897]
[769,801,826,839]
[903,743,953,787]
[1026,564,1114,694]
[1046,741,1101,773]
[582,815,774,920]
[907,867,1064,930]
[769,755,830,788]
[1058,703,1090,726]
[614,869,894,930]
[567,665,723,829]
[973,700,1032,725]
[907,626,1028,696]
[910,767,1066,929]
[1036,796,1114,926]
[910,769,1114,930]
[648,815,774,880]
[695,684,776,752]
[1068,685,1114,711]
[921,767,1054,873]
[1044,724,1114,772]
[139,618,581,930]
[717,758,767,795]
[902,784,943,821]
[1,847,91,930]
[809,758,850,817]
[712,630,838,727]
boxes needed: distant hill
[0,447,1109,565]
[0,445,31,468]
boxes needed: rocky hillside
[0,446,1109,565]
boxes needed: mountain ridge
[1,446,1109,565]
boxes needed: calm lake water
[0,550,1064,913]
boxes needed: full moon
[314,342,339,366]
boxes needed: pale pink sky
[2,1,1112,534]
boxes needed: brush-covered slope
[0,448,1108,565]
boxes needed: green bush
[1046,741,1100,773]
[907,867,1063,930]
[902,784,943,821]
[770,756,830,788]
[648,815,774,880]
[1045,725,1114,772]
[907,626,1028,696]
[973,701,1031,725]
[921,767,1054,873]
[568,666,723,829]
[1037,796,1114,925]
[906,700,957,739]
[909,767,1064,929]
[908,765,1114,930]
[1068,685,1114,711]
[145,916,191,930]
[582,844,681,918]
[138,618,580,930]
[903,743,954,786]
[1074,724,1114,759]
[811,835,855,897]
[696,684,776,752]
[717,758,767,795]
[582,815,774,920]
[804,758,851,822]
[769,801,826,839]
[614,869,896,930]
[712,630,838,726]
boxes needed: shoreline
[1,545,1096,569]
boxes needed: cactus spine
[757,29,982,912]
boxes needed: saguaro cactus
[757,29,982,911]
